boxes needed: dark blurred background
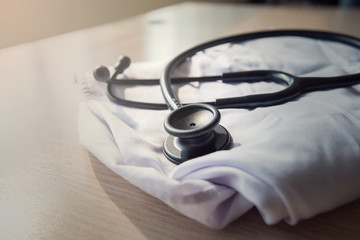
[250,0,359,7]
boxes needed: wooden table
[1,2,359,239]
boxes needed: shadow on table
[88,151,360,240]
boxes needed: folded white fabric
[76,36,360,229]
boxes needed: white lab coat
[76,36,360,229]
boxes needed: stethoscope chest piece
[163,104,232,164]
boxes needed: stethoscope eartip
[163,104,232,164]
[115,55,131,73]
[93,65,111,82]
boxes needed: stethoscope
[93,30,360,165]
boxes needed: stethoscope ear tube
[95,30,360,164]
[159,30,360,164]
[159,30,360,111]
